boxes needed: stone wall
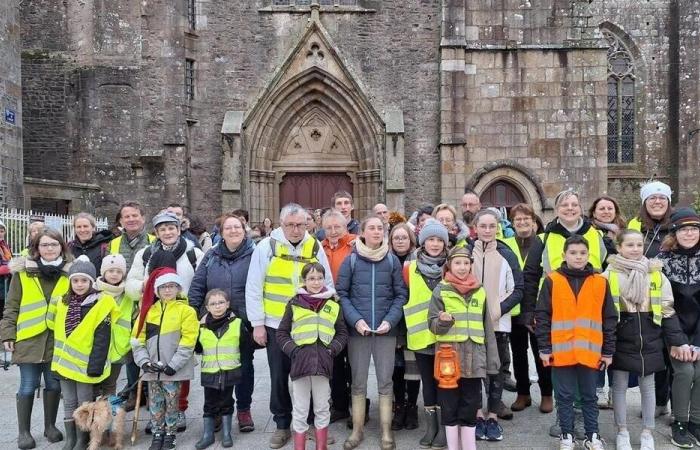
[0,0,24,208]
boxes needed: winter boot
[195,416,215,449]
[405,403,419,430]
[293,431,306,450]
[391,401,406,430]
[315,427,329,450]
[419,407,438,448]
[379,394,395,450]
[16,394,36,449]
[73,428,90,450]
[431,406,447,449]
[445,426,459,450]
[511,394,532,412]
[43,390,63,442]
[61,420,77,450]
[221,414,234,447]
[343,395,366,450]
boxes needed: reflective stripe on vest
[549,271,606,369]
[435,284,487,344]
[291,300,340,346]
[199,318,242,373]
[109,233,156,255]
[17,272,69,342]
[404,261,437,350]
[51,294,117,383]
[627,218,642,232]
[608,270,662,326]
[109,293,135,362]
[500,236,525,317]
[540,228,606,275]
[263,238,319,321]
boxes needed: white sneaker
[559,433,575,450]
[615,430,632,450]
[584,432,606,449]
[640,430,655,450]
[655,404,669,417]
[596,388,609,409]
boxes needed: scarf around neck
[416,248,446,279]
[37,258,66,281]
[609,254,652,305]
[471,239,506,324]
[443,270,480,295]
[297,286,336,311]
[94,277,125,298]
[355,237,389,262]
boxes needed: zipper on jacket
[637,310,644,376]
[371,263,376,330]
[156,302,166,381]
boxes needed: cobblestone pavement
[0,351,679,449]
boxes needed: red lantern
[434,343,461,389]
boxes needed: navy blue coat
[336,248,408,337]
[188,238,254,319]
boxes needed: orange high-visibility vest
[550,271,607,369]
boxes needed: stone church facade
[5,0,700,222]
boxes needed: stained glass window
[604,30,636,164]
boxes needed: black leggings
[392,366,420,405]
[414,352,439,407]
[438,378,481,427]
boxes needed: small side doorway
[480,180,526,215]
[279,172,353,210]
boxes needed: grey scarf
[609,255,650,305]
[416,248,446,279]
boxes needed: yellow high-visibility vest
[199,318,242,373]
[290,300,340,346]
[263,238,319,322]
[108,293,135,362]
[51,294,118,383]
[608,270,663,326]
[435,284,487,344]
[17,272,69,342]
[109,233,156,255]
[540,227,607,274]
[500,236,525,317]
[404,261,437,351]
[627,217,642,232]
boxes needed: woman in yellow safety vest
[402,219,449,447]
[627,181,674,258]
[428,246,499,450]
[0,228,72,449]
[51,255,118,449]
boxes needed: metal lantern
[434,343,461,389]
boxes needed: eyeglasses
[39,243,60,248]
[678,226,700,234]
[647,195,668,203]
[283,222,306,230]
[207,301,228,307]
[159,283,180,290]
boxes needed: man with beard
[460,190,481,239]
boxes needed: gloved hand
[141,362,162,373]
[162,365,176,376]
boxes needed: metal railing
[0,208,109,256]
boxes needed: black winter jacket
[658,244,700,346]
[68,230,115,275]
[277,295,348,380]
[198,312,247,389]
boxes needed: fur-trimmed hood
[9,256,72,275]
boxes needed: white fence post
[0,208,109,256]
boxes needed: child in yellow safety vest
[195,288,248,450]
[276,262,348,450]
[428,246,500,450]
[51,255,119,449]
[535,235,618,450]
[93,253,133,397]
[602,229,687,450]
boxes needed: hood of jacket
[269,227,315,249]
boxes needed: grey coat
[428,283,500,379]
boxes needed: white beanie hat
[640,181,672,203]
[154,272,183,293]
[100,254,127,277]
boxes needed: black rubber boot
[16,394,36,449]
[43,389,64,443]
[419,407,438,448]
[61,420,77,450]
[431,406,447,449]
[404,403,419,430]
[73,429,89,450]
[221,414,233,447]
[391,402,406,431]
[195,416,215,449]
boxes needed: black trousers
[266,326,292,429]
[392,366,420,405]
[414,352,438,407]
[203,386,235,417]
[655,347,672,406]
[330,347,352,412]
[510,322,553,396]
[438,378,481,427]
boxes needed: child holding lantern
[428,246,500,450]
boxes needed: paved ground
[0,350,681,449]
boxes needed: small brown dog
[73,395,127,450]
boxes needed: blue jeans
[553,365,599,437]
[18,363,60,396]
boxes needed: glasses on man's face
[39,243,60,248]
[283,222,306,230]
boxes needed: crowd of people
[0,181,699,450]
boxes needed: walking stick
[130,379,144,445]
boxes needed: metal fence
[0,209,109,256]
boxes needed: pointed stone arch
[239,18,385,222]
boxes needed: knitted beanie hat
[100,253,127,277]
[418,219,449,246]
[670,207,700,232]
[68,255,96,283]
[640,181,672,203]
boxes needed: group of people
[0,181,699,450]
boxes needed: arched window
[603,30,636,164]
[480,180,525,209]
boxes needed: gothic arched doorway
[480,180,526,208]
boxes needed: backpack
[349,251,394,274]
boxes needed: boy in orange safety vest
[535,235,617,450]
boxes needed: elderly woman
[188,213,256,434]
[0,229,73,449]
[68,212,114,274]
[337,216,407,450]
[657,208,700,448]
[628,181,674,258]
[522,189,609,438]
[433,203,470,248]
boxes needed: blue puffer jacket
[336,248,408,337]
[188,238,255,319]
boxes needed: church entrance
[279,172,353,211]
